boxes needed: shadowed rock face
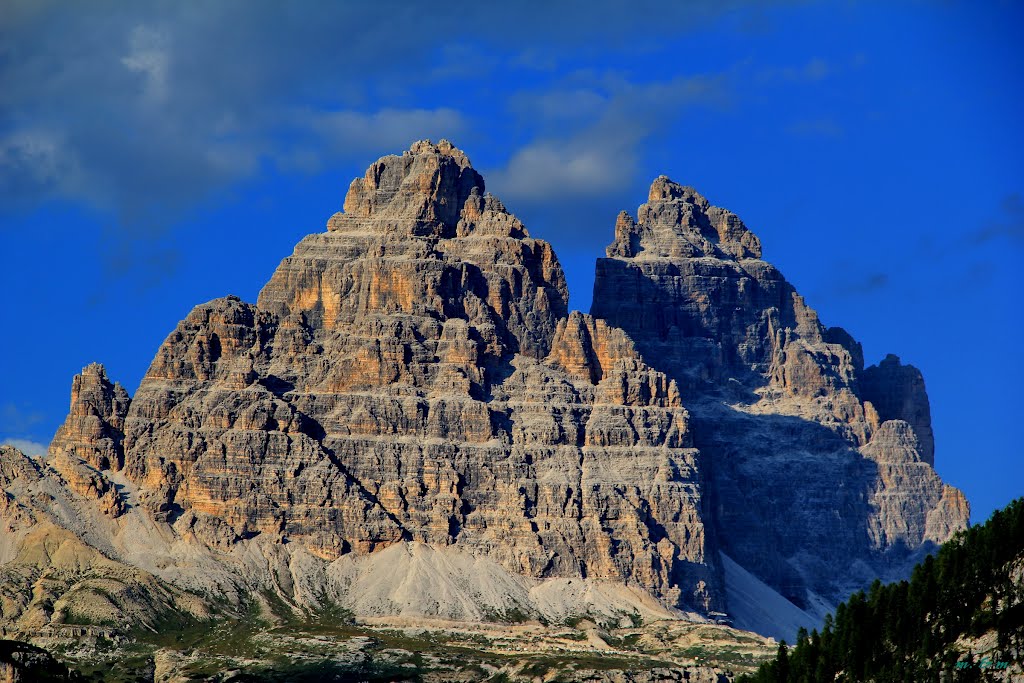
[861,353,935,466]
[11,142,968,636]
[591,178,968,607]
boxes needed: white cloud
[311,107,467,154]
[1,437,49,457]
[0,0,758,264]
[487,74,728,202]
[0,129,76,199]
[507,88,608,123]
[488,140,631,201]
[121,25,171,102]
[0,2,766,221]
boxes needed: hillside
[740,498,1024,682]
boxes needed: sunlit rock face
[591,178,968,608]
[112,140,721,614]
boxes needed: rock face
[47,364,130,517]
[591,178,968,609]
[861,353,935,466]
[0,141,968,639]
[49,363,130,472]
[111,140,718,616]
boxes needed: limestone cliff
[591,178,968,615]
[117,140,717,614]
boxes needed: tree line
[739,497,1024,682]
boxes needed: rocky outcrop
[47,364,129,517]
[861,353,935,465]
[0,639,79,683]
[49,363,129,472]
[591,178,968,609]
[859,421,969,546]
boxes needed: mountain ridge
[0,140,967,646]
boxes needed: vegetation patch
[741,498,1024,682]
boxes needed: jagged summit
[593,174,967,634]
[405,138,473,165]
[338,138,485,236]
[607,176,762,261]
[647,175,705,202]
[260,140,564,353]
[49,362,129,472]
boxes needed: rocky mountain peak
[339,138,485,237]
[647,175,710,206]
[593,179,967,618]
[406,138,473,167]
[49,362,130,472]
[608,178,761,261]
[260,141,566,357]
[861,353,935,466]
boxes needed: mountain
[738,497,1024,682]
[591,176,969,631]
[0,141,967,658]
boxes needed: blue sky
[1,1,1021,522]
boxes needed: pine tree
[738,498,1024,683]
[776,641,789,683]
